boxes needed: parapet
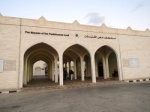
[0,14,149,37]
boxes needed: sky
[0,0,150,31]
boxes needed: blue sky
[0,0,150,31]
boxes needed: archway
[23,43,58,87]
[95,45,119,81]
[33,60,47,76]
[108,52,118,79]
[63,44,92,84]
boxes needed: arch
[24,42,58,58]
[62,44,92,83]
[94,45,118,57]
[23,42,58,86]
[94,45,120,80]
[62,44,91,57]
[33,60,46,76]
[108,52,118,78]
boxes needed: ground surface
[0,81,150,112]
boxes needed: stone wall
[0,16,20,90]
[0,15,150,90]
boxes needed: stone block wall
[0,16,20,90]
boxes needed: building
[0,14,150,91]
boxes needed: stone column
[76,60,79,77]
[59,53,63,86]
[117,55,123,81]
[55,58,58,83]
[29,65,33,81]
[85,60,87,77]
[80,56,84,81]
[95,58,98,77]
[91,55,96,83]
[52,61,54,81]
[103,57,107,79]
[87,59,91,77]
[49,62,52,80]
[73,60,77,79]
[85,60,88,77]
[24,60,27,85]
[106,57,109,78]
[19,55,24,88]
[27,64,30,82]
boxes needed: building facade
[0,14,150,91]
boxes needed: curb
[0,90,20,94]
[125,78,150,83]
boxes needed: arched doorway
[95,45,119,81]
[33,60,47,76]
[108,52,118,79]
[63,44,92,84]
[23,43,58,87]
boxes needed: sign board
[129,58,140,68]
[0,60,3,72]
[4,60,16,71]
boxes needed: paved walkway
[23,76,122,92]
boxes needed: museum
[0,14,150,91]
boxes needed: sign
[25,31,69,36]
[0,60,3,72]
[25,31,116,39]
[4,60,16,71]
[84,35,116,39]
[129,58,140,68]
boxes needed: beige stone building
[0,14,150,91]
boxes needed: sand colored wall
[0,16,20,90]
[0,15,150,90]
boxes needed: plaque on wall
[0,60,3,72]
[129,58,140,68]
[4,60,16,71]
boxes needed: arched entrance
[95,45,119,81]
[63,44,92,84]
[23,43,58,87]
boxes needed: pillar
[117,54,123,81]
[27,63,31,82]
[106,57,109,78]
[59,53,63,85]
[95,57,98,77]
[29,64,33,81]
[80,56,84,81]
[87,59,91,77]
[55,58,58,83]
[52,61,55,81]
[103,57,107,79]
[73,60,77,79]
[91,55,96,83]
[49,62,52,79]
[24,60,27,85]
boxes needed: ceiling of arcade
[67,45,88,56]
[24,43,58,59]
[95,46,114,58]
[24,43,58,66]
[63,45,90,63]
